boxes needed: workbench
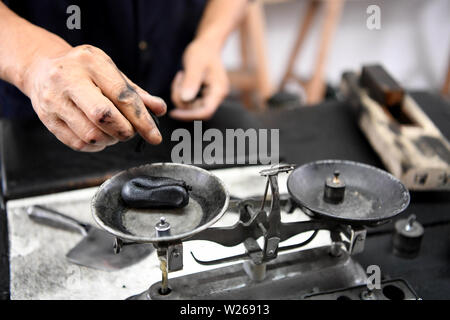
[1,92,449,299]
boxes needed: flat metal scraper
[27,205,153,271]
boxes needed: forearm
[194,0,248,49]
[0,2,70,94]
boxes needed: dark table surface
[0,91,449,299]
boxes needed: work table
[1,92,450,299]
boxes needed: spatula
[27,205,153,271]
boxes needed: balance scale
[91,160,412,300]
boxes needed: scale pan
[287,160,410,225]
[92,163,229,243]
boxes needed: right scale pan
[287,160,410,225]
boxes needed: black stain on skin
[112,63,142,118]
[99,110,112,124]
[118,83,142,118]
[110,61,160,133]
[117,85,134,101]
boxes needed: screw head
[155,217,171,236]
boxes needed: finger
[68,80,136,142]
[87,56,162,144]
[197,68,229,118]
[170,78,226,121]
[171,71,190,110]
[114,83,162,144]
[169,104,217,121]
[45,116,105,152]
[121,73,167,116]
[58,98,118,147]
[180,59,205,102]
[202,84,227,117]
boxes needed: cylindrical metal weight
[393,215,424,258]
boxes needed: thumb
[180,63,205,102]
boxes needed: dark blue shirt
[0,0,207,118]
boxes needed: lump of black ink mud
[121,176,191,209]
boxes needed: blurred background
[220,0,450,108]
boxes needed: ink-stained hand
[23,44,166,152]
[170,39,229,121]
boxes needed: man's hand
[170,39,229,121]
[23,44,166,152]
[169,0,248,121]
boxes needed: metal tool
[27,205,153,271]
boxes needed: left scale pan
[91,163,230,243]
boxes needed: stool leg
[306,0,345,104]
[441,57,450,96]
[246,0,274,107]
[279,0,320,91]
[238,19,254,108]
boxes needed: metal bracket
[167,242,183,272]
[155,241,183,272]
[347,226,366,255]
[332,225,366,255]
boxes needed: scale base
[128,245,367,300]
